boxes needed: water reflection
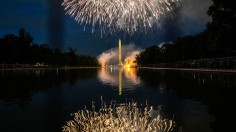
[0,69,98,107]
[137,69,236,132]
[119,68,122,95]
[98,67,140,95]
[63,101,175,132]
[0,68,235,132]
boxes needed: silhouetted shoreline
[140,67,236,73]
[0,65,100,71]
[1,65,236,74]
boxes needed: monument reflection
[98,67,140,95]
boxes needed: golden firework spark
[62,0,181,34]
[62,100,175,132]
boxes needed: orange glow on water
[98,66,140,95]
[124,67,139,85]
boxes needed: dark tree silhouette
[136,0,236,66]
[206,0,236,56]
[136,45,162,66]
[0,29,99,67]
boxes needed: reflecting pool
[0,68,235,132]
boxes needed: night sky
[0,0,212,56]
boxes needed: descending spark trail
[62,0,181,34]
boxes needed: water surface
[0,68,235,132]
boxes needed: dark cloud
[152,0,212,43]
[178,0,213,35]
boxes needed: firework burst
[62,0,181,34]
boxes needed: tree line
[136,0,236,66]
[0,28,99,67]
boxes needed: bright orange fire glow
[101,64,105,68]
[124,51,139,68]
[124,60,135,68]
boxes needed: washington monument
[118,39,123,66]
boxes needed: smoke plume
[178,0,213,35]
[98,44,142,67]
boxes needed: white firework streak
[62,0,180,34]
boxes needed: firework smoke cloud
[98,44,141,67]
